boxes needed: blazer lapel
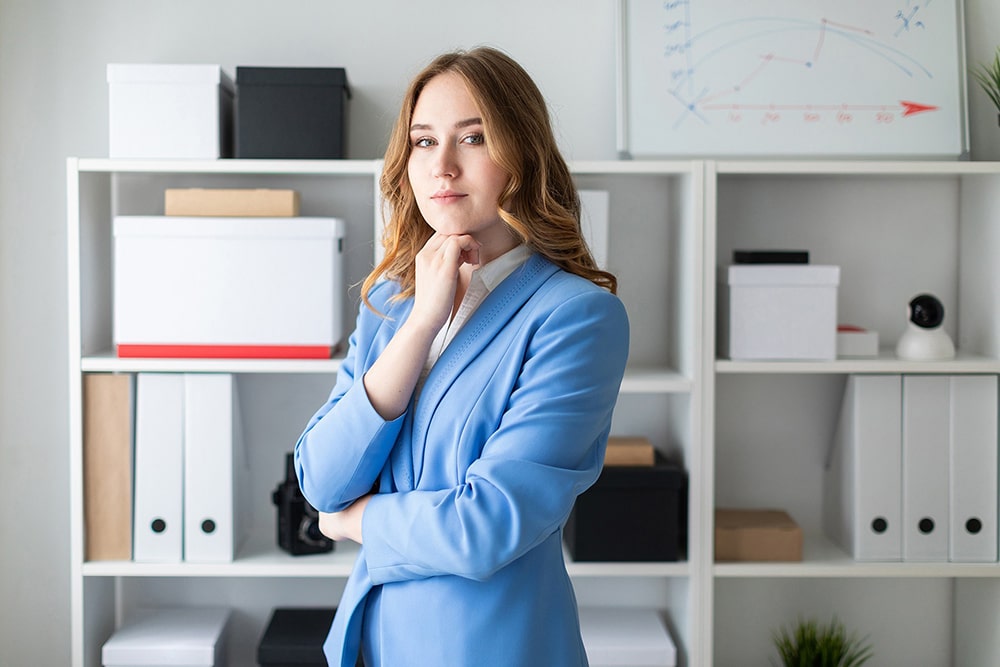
[408,253,559,483]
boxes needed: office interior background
[2,1,1000,664]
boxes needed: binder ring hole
[201,519,217,534]
[918,518,935,534]
[151,518,167,534]
[966,518,983,535]
[871,517,888,534]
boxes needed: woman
[294,46,629,667]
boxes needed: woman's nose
[432,145,458,179]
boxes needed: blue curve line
[835,28,932,77]
[664,16,939,126]
[669,15,934,102]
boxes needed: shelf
[619,367,693,393]
[714,534,1000,578]
[82,531,360,578]
[72,158,1000,178]
[715,350,1000,375]
[73,157,707,178]
[74,157,381,176]
[565,554,690,578]
[79,352,345,374]
[714,160,1000,176]
[80,531,689,579]
[569,160,697,175]
[80,353,690,393]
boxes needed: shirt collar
[473,244,532,292]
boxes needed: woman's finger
[439,234,481,267]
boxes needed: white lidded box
[721,264,840,360]
[579,607,676,667]
[113,216,344,359]
[102,606,230,667]
[107,64,234,159]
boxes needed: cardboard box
[165,188,300,217]
[83,373,134,561]
[113,216,344,359]
[257,608,337,666]
[235,67,350,159]
[604,436,655,467]
[580,607,676,667]
[565,460,686,562]
[102,607,230,666]
[715,508,803,562]
[107,64,234,159]
[720,264,840,360]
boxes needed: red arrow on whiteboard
[900,100,939,117]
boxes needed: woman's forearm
[362,318,438,420]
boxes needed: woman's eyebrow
[409,117,483,132]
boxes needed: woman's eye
[462,133,485,146]
[413,137,435,148]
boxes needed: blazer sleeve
[294,285,408,513]
[362,288,629,583]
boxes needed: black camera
[272,452,334,556]
[909,293,945,329]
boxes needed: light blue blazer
[295,253,629,667]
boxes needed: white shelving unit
[68,157,1000,666]
[704,160,1000,667]
[66,158,703,666]
[66,158,387,667]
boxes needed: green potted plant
[971,46,1000,126]
[771,616,873,667]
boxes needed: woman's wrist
[318,494,372,544]
[400,309,446,342]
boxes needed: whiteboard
[617,0,968,158]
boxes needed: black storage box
[564,460,687,562]
[257,607,336,666]
[236,67,350,159]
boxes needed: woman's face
[407,72,514,260]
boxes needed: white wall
[0,1,997,664]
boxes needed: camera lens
[304,518,325,542]
[909,294,944,329]
[298,515,330,547]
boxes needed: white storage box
[102,607,230,666]
[107,64,234,159]
[580,607,676,667]
[721,264,840,360]
[114,216,344,358]
[837,326,879,357]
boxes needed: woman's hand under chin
[409,232,481,333]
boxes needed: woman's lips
[431,190,466,203]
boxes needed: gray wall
[1,1,998,664]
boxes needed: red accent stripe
[117,344,333,359]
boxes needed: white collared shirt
[416,244,532,398]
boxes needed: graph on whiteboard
[623,0,966,157]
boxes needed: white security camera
[895,293,955,360]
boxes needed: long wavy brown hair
[361,46,617,311]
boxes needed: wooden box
[715,508,803,562]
